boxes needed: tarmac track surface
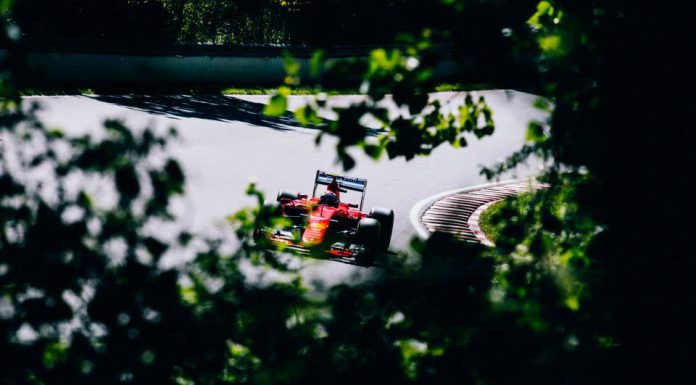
[24,91,547,284]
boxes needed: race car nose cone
[301,220,328,246]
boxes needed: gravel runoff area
[410,179,548,245]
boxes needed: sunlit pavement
[23,91,547,285]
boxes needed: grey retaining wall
[25,52,310,85]
[7,47,459,86]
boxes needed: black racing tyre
[356,218,381,264]
[277,189,299,202]
[369,207,394,252]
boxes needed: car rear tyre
[369,207,394,252]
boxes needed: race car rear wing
[312,170,368,210]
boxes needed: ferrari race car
[254,170,394,264]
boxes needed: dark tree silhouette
[2,1,694,385]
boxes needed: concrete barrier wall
[24,52,316,85]
[18,48,460,86]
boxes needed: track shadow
[91,94,385,136]
[92,94,302,131]
[297,249,398,268]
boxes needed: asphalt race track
[24,91,546,284]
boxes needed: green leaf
[294,106,309,126]
[475,125,495,139]
[528,1,553,29]
[527,121,546,143]
[538,35,562,53]
[283,54,300,76]
[47,128,65,139]
[294,106,320,126]
[164,160,185,195]
[363,143,385,159]
[533,97,552,111]
[77,191,93,209]
[0,0,14,15]
[264,94,288,116]
[340,152,356,171]
[115,164,140,204]
[565,296,580,311]
[310,50,325,77]
[42,342,68,368]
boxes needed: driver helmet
[319,191,339,207]
[327,178,341,196]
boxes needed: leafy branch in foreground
[4,0,691,384]
[265,37,497,170]
[0,90,314,385]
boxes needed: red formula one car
[254,170,394,264]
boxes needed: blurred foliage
[266,38,497,169]
[260,1,695,384]
[8,0,535,50]
[9,0,290,45]
[2,3,313,384]
[12,0,174,44]
[477,199,505,243]
[3,1,695,385]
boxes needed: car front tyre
[369,207,394,252]
[355,217,381,264]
